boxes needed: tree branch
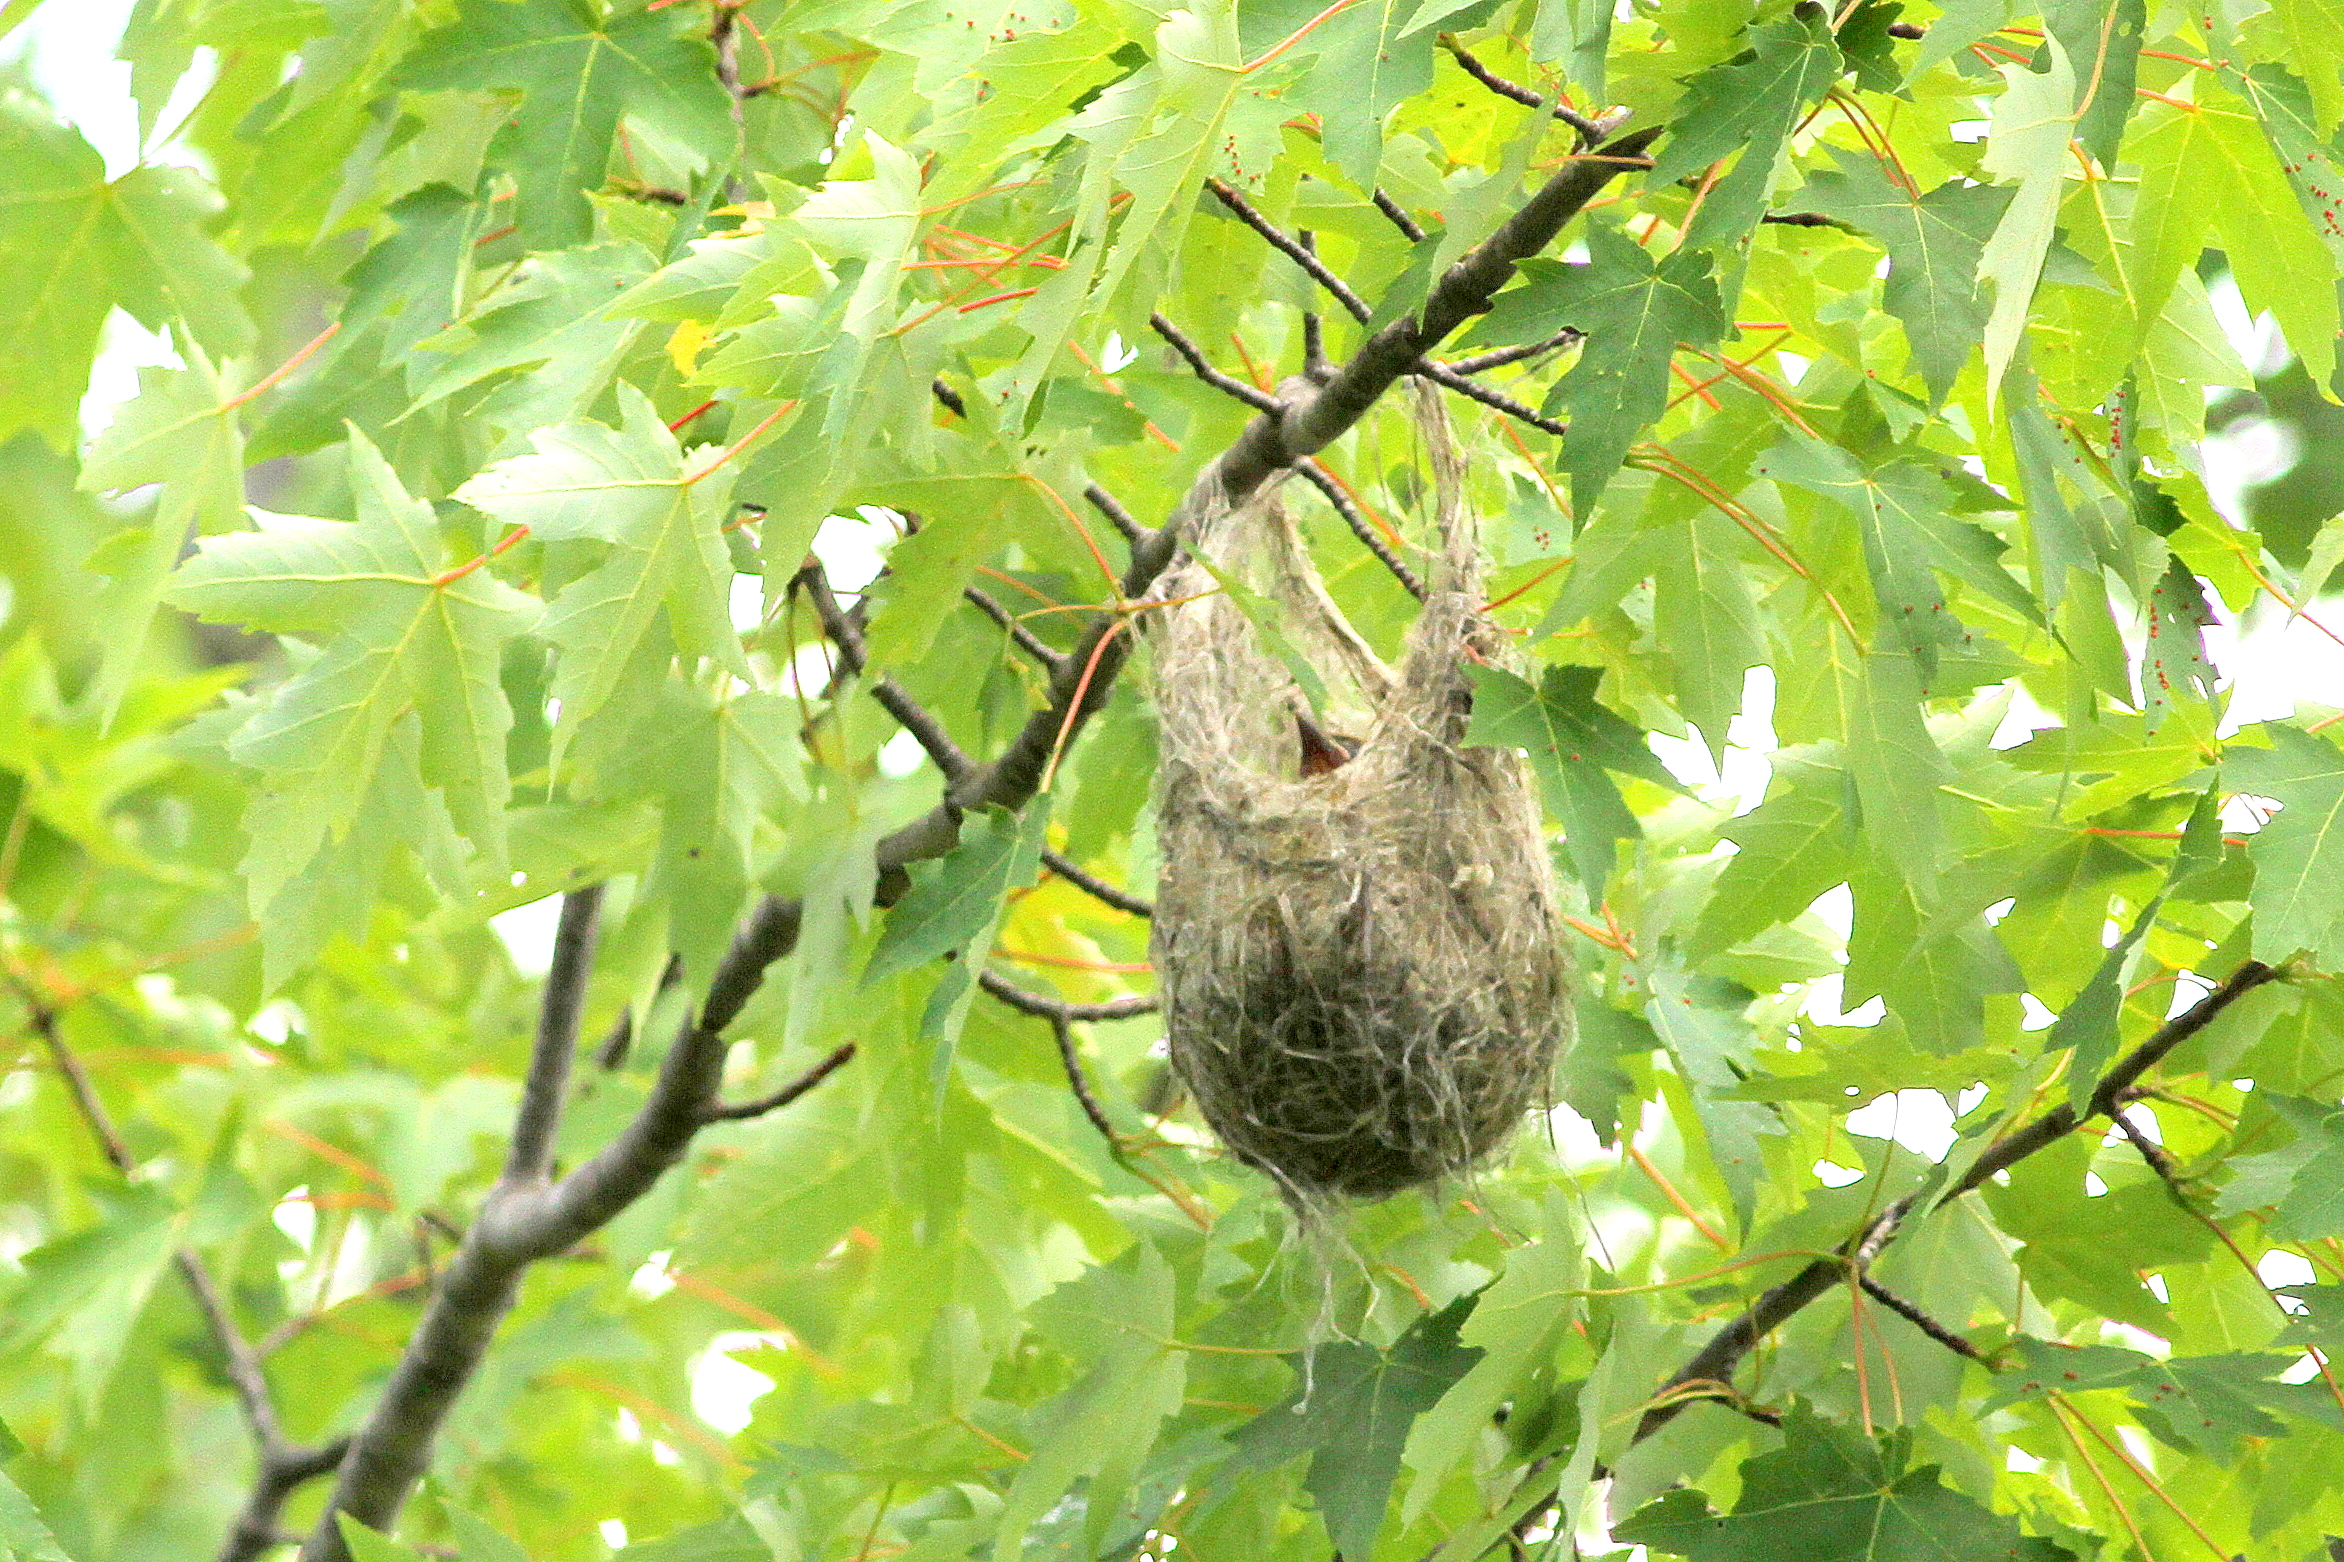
[799,563,976,783]
[1373,189,1428,243]
[1412,358,1569,436]
[503,887,601,1185]
[700,1041,859,1122]
[1205,179,1373,323]
[297,125,1660,1556]
[1857,1274,1988,1362]
[1040,847,1154,917]
[965,583,1066,674]
[1150,312,1285,412]
[974,969,1155,1148]
[11,987,351,1561]
[1629,959,2284,1446]
[1293,460,1426,601]
[1437,35,1610,145]
[1442,330,1579,375]
[1083,482,1151,546]
[975,968,1159,1023]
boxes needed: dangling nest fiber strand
[1148,389,1570,1205]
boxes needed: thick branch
[503,887,601,1184]
[298,900,846,1559]
[1630,959,2283,1445]
[298,126,1658,1557]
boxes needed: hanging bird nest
[1147,388,1570,1206]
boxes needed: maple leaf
[455,384,754,769]
[396,0,738,247]
[169,432,538,955]
[0,88,249,450]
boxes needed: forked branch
[1629,958,2284,1445]
[292,117,1662,1558]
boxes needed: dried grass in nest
[1148,388,1569,1207]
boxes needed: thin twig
[1857,1275,1988,1361]
[1205,179,1373,322]
[973,970,1149,1147]
[799,564,976,783]
[1052,1013,1121,1146]
[1150,312,1285,413]
[965,584,1066,673]
[975,968,1158,1023]
[2111,1107,2184,1184]
[1083,483,1150,546]
[1437,36,1608,145]
[1373,189,1428,243]
[1039,848,1153,917]
[1443,330,1580,375]
[12,987,349,1561]
[505,887,602,1185]
[1293,461,1426,600]
[1631,959,2284,1446]
[1415,358,1568,436]
[700,1042,859,1122]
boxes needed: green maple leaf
[1228,1296,1483,1561]
[572,680,803,983]
[1794,157,2011,405]
[1472,224,1727,511]
[1619,1402,2071,1562]
[455,383,754,767]
[1693,756,1853,957]
[1290,0,1438,191]
[1988,1338,2303,1461]
[2231,726,2344,965]
[2218,1095,2344,1241]
[0,88,250,450]
[405,241,654,437]
[1649,8,1842,249]
[1464,661,1681,896]
[865,802,1052,1092]
[395,0,737,248]
[1759,436,2032,685]
[78,349,248,717]
[169,432,538,931]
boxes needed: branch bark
[294,122,1659,1556]
[10,986,352,1562]
[1629,958,2283,1445]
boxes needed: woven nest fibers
[1147,406,1569,1205]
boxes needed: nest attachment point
[1148,392,1570,1205]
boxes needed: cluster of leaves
[13,0,2344,1557]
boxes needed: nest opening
[1148,390,1570,1207]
